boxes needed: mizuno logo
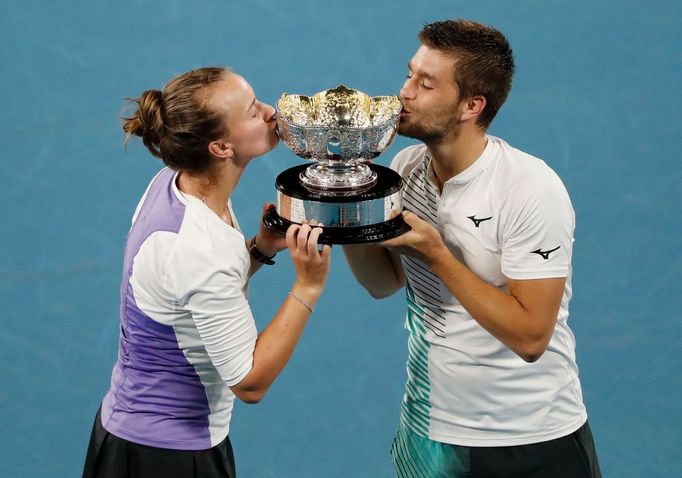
[531,246,560,259]
[467,215,492,227]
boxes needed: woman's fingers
[261,202,275,215]
[297,223,311,252]
[286,223,301,251]
[307,226,323,256]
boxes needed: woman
[82,67,331,478]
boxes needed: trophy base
[263,210,409,245]
[264,163,409,244]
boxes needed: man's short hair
[419,19,515,128]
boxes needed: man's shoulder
[487,137,572,219]
[491,136,565,191]
[389,143,427,177]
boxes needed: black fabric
[82,408,236,478]
[469,421,602,478]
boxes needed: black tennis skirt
[82,408,236,478]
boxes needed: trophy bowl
[263,85,409,244]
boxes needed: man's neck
[426,129,488,191]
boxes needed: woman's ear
[208,140,234,161]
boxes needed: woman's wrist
[291,281,323,302]
[248,236,276,265]
[254,234,278,259]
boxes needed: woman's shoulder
[173,208,250,275]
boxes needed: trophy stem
[299,160,377,193]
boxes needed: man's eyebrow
[407,61,436,80]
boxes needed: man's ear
[208,140,234,161]
[461,95,486,122]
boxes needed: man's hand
[255,203,287,257]
[380,210,448,264]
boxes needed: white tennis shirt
[391,136,587,447]
[101,167,257,450]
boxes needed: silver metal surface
[276,189,402,227]
[276,85,401,193]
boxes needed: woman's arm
[231,223,331,403]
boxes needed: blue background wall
[1,1,680,476]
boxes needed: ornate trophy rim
[276,84,402,132]
[275,85,402,193]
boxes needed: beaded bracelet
[288,290,314,313]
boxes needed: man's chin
[398,124,423,140]
[397,122,414,138]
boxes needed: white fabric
[130,174,256,445]
[390,135,587,447]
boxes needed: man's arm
[342,244,405,298]
[429,250,564,362]
[382,211,563,362]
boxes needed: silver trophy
[263,85,409,244]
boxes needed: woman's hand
[286,222,332,294]
[255,203,287,257]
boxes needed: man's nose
[264,103,276,121]
[400,82,414,101]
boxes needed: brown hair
[122,66,231,173]
[418,20,515,128]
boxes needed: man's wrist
[424,242,452,269]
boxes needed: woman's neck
[176,164,244,225]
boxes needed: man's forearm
[342,244,404,298]
[428,251,558,362]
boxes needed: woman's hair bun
[122,89,165,158]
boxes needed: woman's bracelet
[248,236,276,265]
[288,290,314,313]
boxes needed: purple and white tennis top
[101,167,257,450]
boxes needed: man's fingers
[401,210,422,228]
[379,237,400,249]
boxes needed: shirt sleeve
[169,241,257,387]
[501,177,575,280]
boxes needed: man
[343,20,601,477]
